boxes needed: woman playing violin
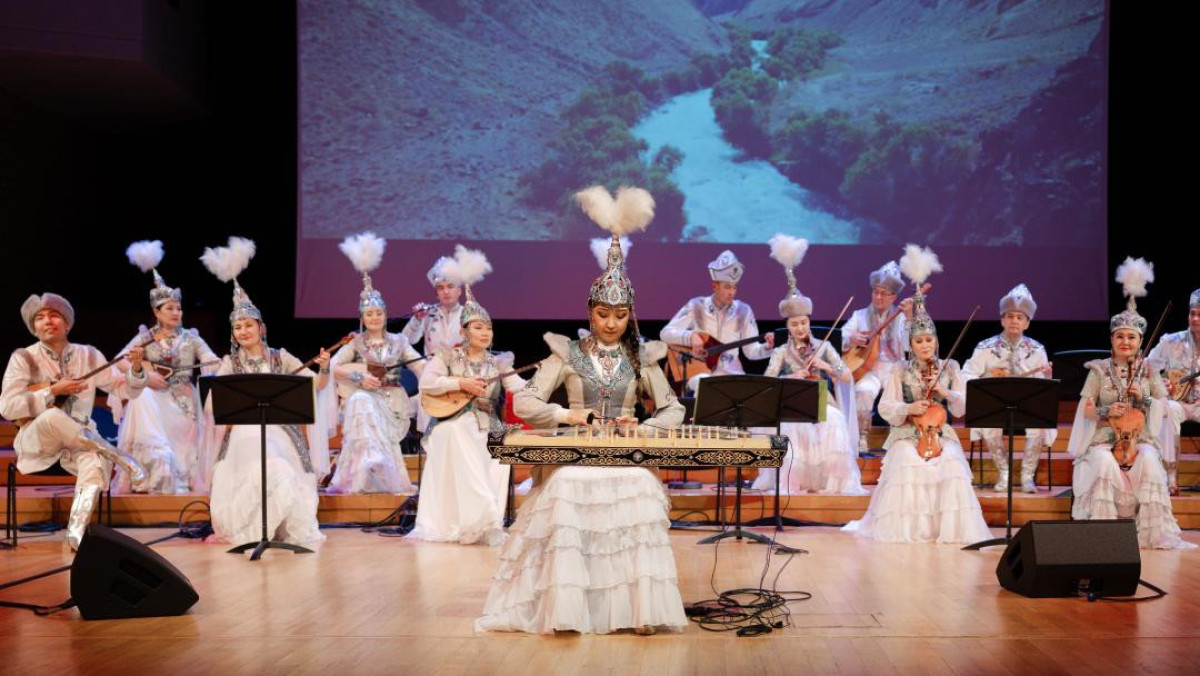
[1067,259,1193,549]
[844,250,990,544]
[752,233,864,496]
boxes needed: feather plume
[899,243,943,284]
[443,244,491,287]
[768,233,808,270]
[589,236,631,270]
[338,232,386,273]
[1115,257,1154,298]
[575,185,655,237]
[125,240,164,273]
[200,237,257,283]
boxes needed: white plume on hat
[338,232,386,274]
[575,185,655,237]
[125,240,164,272]
[200,237,257,283]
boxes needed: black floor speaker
[70,524,199,620]
[996,519,1140,598]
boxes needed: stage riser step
[4,489,1198,531]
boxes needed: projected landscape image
[300,0,1105,245]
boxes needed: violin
[906,304,980,461]
[1108,303,1172,471]
[911,360,947,460]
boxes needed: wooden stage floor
[1,525,1198,675]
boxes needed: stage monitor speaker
[996,519,1140,598]
[70,524,199,620]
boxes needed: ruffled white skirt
[113,387,197,494]
[475,466,687,634]
[209,425,324,547]
[1072,443,1195,550]
[752,419,866,495]
[327,390,413,494]
[843,440,991,544]
[407,413,509,545]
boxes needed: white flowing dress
[476,334,688,634]
[407,347,523,545]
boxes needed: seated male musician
[961,284,1055,493]
[0,293,146,550]
[660,250,773,395]
[840,261,912,452]
[1146,288,1200,495]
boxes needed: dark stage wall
[0,0,1191,376]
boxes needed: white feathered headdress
[443,244,492,326]
[201,237,260,324]
[899,244,942,340]
[127,240,181,308]
[576,185,654,307]
[339,232,387,315]
[768,233,811,317]
[1111,257,1154,335]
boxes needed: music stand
[692,375,782,546]
[205,374,317,561]
[962,377,1060,551]
[745,378,825,529]
[1051,350,1109,399]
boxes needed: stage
[1,526,1197,675]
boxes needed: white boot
[77,428,146,486]
[1021,439,1043,493]
[857,409,872,452]
[66,484,101,551]
[989,441,1010,492]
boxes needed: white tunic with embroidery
[1,342,144,474]
[660,297,770,376]
[961,334,1059,446]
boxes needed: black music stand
[205,374,317,561]
[1051,350,1109,399]
[745,378,825,530]
[962,377,1060,551]
[693,375,782,546]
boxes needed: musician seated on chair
[840,261,913,452]
[1066,258,1193,550]
[659,250,773,395]
[961,284,1056,494]
[328,232,425,495]
[1145,287,1200,495]
[0,293,147,551]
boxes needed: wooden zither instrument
[487,425,787,468]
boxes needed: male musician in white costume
[0,293,146,550]
[961,284,1056,493]
[660,250,773,394]
[840,262,912,451]
[401,255,463,430]
[1146,287,1200,494]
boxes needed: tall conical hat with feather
[575,185,654,308]
[127,240,182,308]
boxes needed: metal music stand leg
[227,407,314,560]
[698,467,774,545]
[963,409,1017,550]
